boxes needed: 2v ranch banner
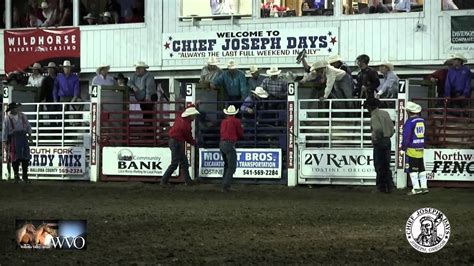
[4,27,80,73]
[162,28,339,60]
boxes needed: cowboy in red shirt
[160,105,200,186]
[220,105,244,192]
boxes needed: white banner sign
[28,146,85,175]
[301,149,376,179]
[424,149,474,181]
[199,148,282,179]
[162,28,339,60]
[102,147,177,176]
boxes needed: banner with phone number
[198,148,281,179]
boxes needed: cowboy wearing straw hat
[160,105,200,186]
[2,102,32,183]
[240,86,269,115]
[444,53,471,111]
[363,98,395,193]
[400,101,428,195]
[39,62,58,104]
[91,64,116,86]
[326,54,351,76]
[53,60,82,122]
[210,60,248,107]
[200,56,223,86]
[375,61,399,99]
[129,61,156,125]
[246,65,265,92]
[425,57,453,99]
[311,60,354,106]
[83,13,97,25]
[27,63,44,89]
[220,105,243,192]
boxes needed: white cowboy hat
[327,54,342,64]
[96,64,110,74]
[29,63,42,70]
[448,53,467,63]
[60,60,74,68]
[403,101,422,113]
[223,105,239,115]
[310,60,328,72]
[251,86,269,98]
[207,56,219,66]
[266,65,281,76]
[227,60,238,69]
[246,65,259,74]
[47,62,57,68]
[134,61,149,69]
[181,106,200,117]
[40,1,48,9]
[83,13,96,20]
[380,61,394,71]
[101,11,112,18]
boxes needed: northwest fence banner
[162,28,339,60]
[424,149,474,181]
[4,27,80,74]
[199,148,282,179]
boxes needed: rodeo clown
[220,105,244,192]
[2,102,32,183]
[401,101,428,195]
[160,104,200,186]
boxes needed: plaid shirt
[260,77,288,99]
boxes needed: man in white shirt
[27,63,44,89]
[394,0,411,12]
[91,64,116,86]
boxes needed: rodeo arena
[0,0,473,264]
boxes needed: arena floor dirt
[0,181,473,265]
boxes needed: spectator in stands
[327,54,351,76]
[57,0,73,26]
[301,1,311,12]
[27,63,44,89]
[53,60,81,121]
[220,105,243,192]
[261,66,288,101]
[40,1,58,27]
[444,53,472,110]
[401,101,428,195]
[211,60,248,107]
[394,0,411,12]
[200,56,222,87]
[83,13,97,25]
[27,12,43,27]
[240,86,269,116]
[39,62,57,114]
[100,11,114,24]
[211,0,234,15]
[369,0,389,13]
[2,102,32,183]
[246,65,265,92]
[115,73,128,87]
[354,54,380,99]
[376,61,399,99]
[92,64,116,86]
[160,105,200,186]
[26,0,45,23]
[443,0,458,10]
[311,60,354,109]
[129,61,156,124]
[107,0,122,23]
[426,58,452,98]
[364,98,395,193]
[132,0,145,22]
[12,6,23,28]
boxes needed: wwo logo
[405,207,451,253]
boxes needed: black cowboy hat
[114,73,128,81]
[6,102,22,112]
[363,98,380,109]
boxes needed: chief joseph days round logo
[405,207,451,253]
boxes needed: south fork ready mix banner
[4,27,80,73]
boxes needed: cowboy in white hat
[83,13,97,25]
[101,11,114,24]
[210,60,248,105]
[246,65,265,92]
[261,65,287,101]
[53,60,82,122]
[160,104,200,186]
[311,60,354,108]
[91,64,116,86]
[200,56,222,86]
[39,62,58,113]
[401,101,428,195]
[220,105,243,192]
[375,61,399,99]
[240,86,269,115]
[444,53,471,108]
[326,54,351,75]
[129,61,156,124]
[27,63,44,88]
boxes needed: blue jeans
[160,138,192,184]
[219,141,237,189]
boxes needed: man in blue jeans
[220,105,243,192]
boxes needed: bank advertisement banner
[162,28,338,60]
[199,148,281,179]
[447,16,474,57]
[27,147,85,175]
[301,149,376,179]
[424,149,474,181]
[4,27,80,73]
[102,147,177,176]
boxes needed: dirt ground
[0,181,473,265]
